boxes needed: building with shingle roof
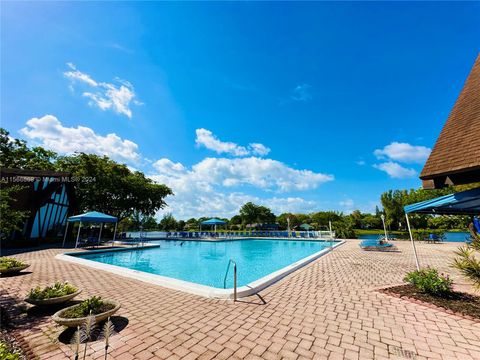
[420,54,480,189]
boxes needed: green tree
[142,216,158,230]
[56,153,172,220]
[158,213,177,231]
[361,213,382,229]
[380,190,406,230]
[185,218,199,230]
[0,128,57,170]
[239,202,275,225]
[349,210,363,229]
[277,213,299,230]
[0,186,29,240]
[332,217,356,239]
[176,220,186,231]
[310,211,342,229]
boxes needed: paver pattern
[2,240,480,360]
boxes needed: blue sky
[2,1,479,219]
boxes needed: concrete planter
[25,289,82,306]
[52,300,120,328]
[0,264,30,276]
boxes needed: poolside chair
[427,234,444,243]
[79,235,99,248]
[360,239,395,251]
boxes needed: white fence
[124,230,335,240]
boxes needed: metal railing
[223,259,237,301]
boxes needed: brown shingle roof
[420,54,480,186]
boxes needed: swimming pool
[58,239,343,299]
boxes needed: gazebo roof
[420,54,480,189]
[201,218,226,225]
[68,211,118,223]
[404,187,480,215]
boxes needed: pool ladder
[223,259,237,301]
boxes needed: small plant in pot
[26,282,82,306]
[53,296,120,328]
[0,257,29,275]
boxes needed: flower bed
[381,284,480,320]
[0,258,29,275]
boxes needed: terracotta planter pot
[0,264,30,276]
[52,300,121,327]
[25,289,82,306]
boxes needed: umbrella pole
[75,222,82,248]
[405,214,420,270]
[112,222,118,247]
[62,221,69,248]
[98,223,103,247]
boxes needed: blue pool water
[75,239,335,288]
[357,232,470,242]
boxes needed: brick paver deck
[2,240,480,360]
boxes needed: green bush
[0,341,19,360]
[27,282,77,300]
[404,267,453,296]
[62,296,114,319]
[0,257,26,271]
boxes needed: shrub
[0,341,19,360]
[27,282,77,300]
[62,297,114,319]
[0,257,26,271]
[453,246,480,289]
[404,267,453,296]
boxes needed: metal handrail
[223,259,237,301]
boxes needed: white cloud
[153,158,186,176]
[374,142,431,164]
[249,143,271,156]
[64,63,140,118]
[195,128,271,157]
[291,84,312,102]
[356,160,366,166]
[150,156,333,219]
[195,128,249,156]
[373,161,417,179]
[20,115,140,164]
[152,157,333,193]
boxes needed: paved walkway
[2,240,480,360]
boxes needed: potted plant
[0,257,29,275]
[25,282,82,306]
[52,296,120,328]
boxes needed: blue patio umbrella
[201,218,226,233]
[63,211,118,248]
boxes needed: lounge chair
[360,239,394,251]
